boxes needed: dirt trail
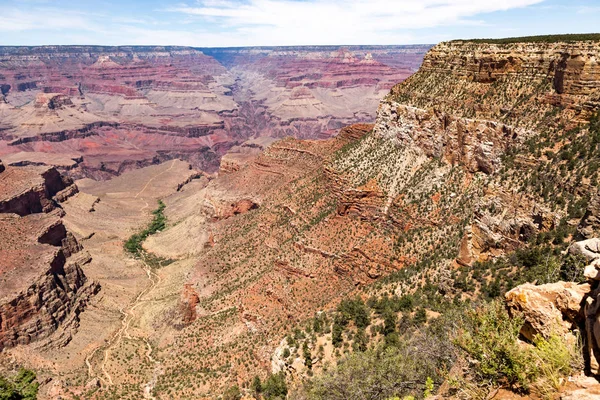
[86,257,162,390]
[137,159,177,212]
[84,162,173,393]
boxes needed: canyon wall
[0,45,429,179]
[4,38,599,398]
[0,162,98,351]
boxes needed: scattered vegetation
[454,300,582,397]
[299,343,446,400]
[0,369,39,400]
[453,33,600,44]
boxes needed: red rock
[0,45,429,178]
[0,163,98,351]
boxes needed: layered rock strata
[0,161,98,351]
[0,45,428,178]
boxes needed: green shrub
[251,376,262,397]
[454,300,582,396]
[337,297,370,328]
[263,372,287,400]
[0,369,39,400]
[124,200,167,256]
[332,323,343,347]
[301,340,447,400]
[531,332,582,396]
[223,385,242,400]
[455,300,533,390]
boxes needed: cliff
[3,38,598,398]
[0,161,98,351]
[390,40,599,123]
[365,39,600,262]
[0,164,78,215]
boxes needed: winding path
[86,256,162,391]
[85,162,174,393]
[136,159,177,212]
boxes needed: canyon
[0,35,599,399]
[0,45,428,179]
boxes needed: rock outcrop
[0,161,98,351]
[375,102,530,174]
[507,239,600,375]
[0,163,78,215]
[570,238,600,261]
[380,39,600,174]
[393,40,600,121]
[505,281,589,341]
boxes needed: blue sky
[0,0,598,47]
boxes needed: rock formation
[0,45,428,178]
[0,164,78,215]
[507,236,600,375]
[505,282,589,341]
[0,161,98,351]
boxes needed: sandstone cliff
[0,161,98,351]
[366,39,600,264]
[0,164,78,216]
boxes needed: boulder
[505,282,589,341]
[570,238,600,261]
[584,260,600,281]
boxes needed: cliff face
[380,40,600,170]
[391,41,600,121]
[363,39,600,263]
[0,162,98,351]
[0,165,78,216]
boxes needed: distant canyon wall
[0,45,430,179]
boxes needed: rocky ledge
[0,163,78,215]
[0,160,98,351]
[506,236,600,375]
[378,39,600,175]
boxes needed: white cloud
[166,0,544,45]
[0,0,546,46]
[0,7,94,32]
